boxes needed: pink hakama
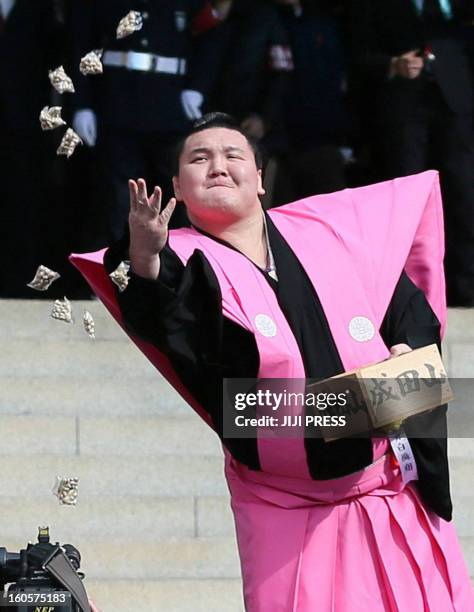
[226,452,473,611]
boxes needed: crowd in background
[0,0,473,305]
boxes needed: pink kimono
[71,171,473,611]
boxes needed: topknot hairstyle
[171,112,264,175]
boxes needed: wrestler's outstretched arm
[128,178,176,280]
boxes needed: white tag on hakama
[388,429,419,485]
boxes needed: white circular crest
[255,314,277,338]
[349,316,375,342]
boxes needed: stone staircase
[0,300,473,611]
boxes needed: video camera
[0,528,90,612]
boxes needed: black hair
[171,112,264,176]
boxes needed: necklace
[262,214,278,281]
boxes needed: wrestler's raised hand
[128,178,176,279]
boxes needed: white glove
[72,109,97,147]
[180,90,204,121]
[339,146,355,164]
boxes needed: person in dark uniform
[195,0,294,156]
[0,0,63,297]
[272,0,351,202]
[68,0,216,244]
[349,0,474,306]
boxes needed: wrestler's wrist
[129,248,161,280]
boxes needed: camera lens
[62,544,81,570]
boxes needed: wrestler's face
[173,127,265,225]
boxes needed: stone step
[452,497,474,540]
[0,495,234,541]
[443,309,474,377]
[448,343,474,377]
[446,309,474,341]
[79,416,221,456]
[0,497,199,540]
[0,415,220,456]
[0,537,242,581]
[448,438,474,458]
[0,456,227,498]
[0,376,189,416]
[83,579,244,612]
[0,300,126,341]
[460,537,474,579]
[0,339,158,378]
[0,415,77,455]
[451,464,474,493]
